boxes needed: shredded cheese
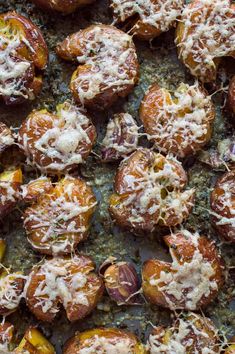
[111,0,184,35]
[149,231,218,310]
[0,273,26,313]
[176,0,235,81]
[79,335,135,354]
[141,82,214,158]
[18,102,95,172]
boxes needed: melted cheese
[70,26,138,105]
[176,0,235,80]
[143,83,214,158]
[0,22,31,99]
[149,231,218,310]
[79,335,135,354]
[111,0,184,33]
[26,256,96,315]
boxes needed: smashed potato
[0,168,22,218]
[109,148,194,232]
[0,11,48,104]
[25,255,104,322]
[57,25,139,109]
[147,312,220,353]
[111,0,184,40]
[140,83,215,158]
[142,230,224,310]
[18,101,96,174]
[175,0,235,82]
[63,328,146,353]
[23,176,96,255]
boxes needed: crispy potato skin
[227,76,235,118]
[31,0,95,13]
[109,148,194,232]
[25,255,104,322]
[142,232,224,310]
[18,103,96,173]
[56,25,139,109]
[63,328,146,354]
[139,83,215,158]
[148,313,220,353]
[175,0,235,82]
[211,170,235,242]
[0,168,23,218]
[0,12,48,105]
[23,177,96,255]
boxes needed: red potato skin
[31,0,95,13]
[56,25,139,110]
[211,170,235,243]
[142,232,224,310]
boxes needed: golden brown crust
[0,11,48,105]
[142,230,224,310]
[211,170,235,243]
[56,25,139,109]
[23,176,97,255]
[63,328,146,354]
[25,255,104,322]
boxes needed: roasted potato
[0,122,14,153]
[175,0,235,82]
[63,328,146,353]
[15,327,55,353]
[0,11,48,105]
[25,255,104,322]
[0,168,23,218]
[227,76,235,118]
[31,0,95,13]
[0,270,26,316]
[147,312,220,353]
[56,25,139,109]
[18,101,96,174]
[140,83,215,158]
[109,148,195,232]
[211,170,235,243]
[111,0,184,40]
[142,230,224,310]
[101,113,139,162]
[23,176,96,255]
